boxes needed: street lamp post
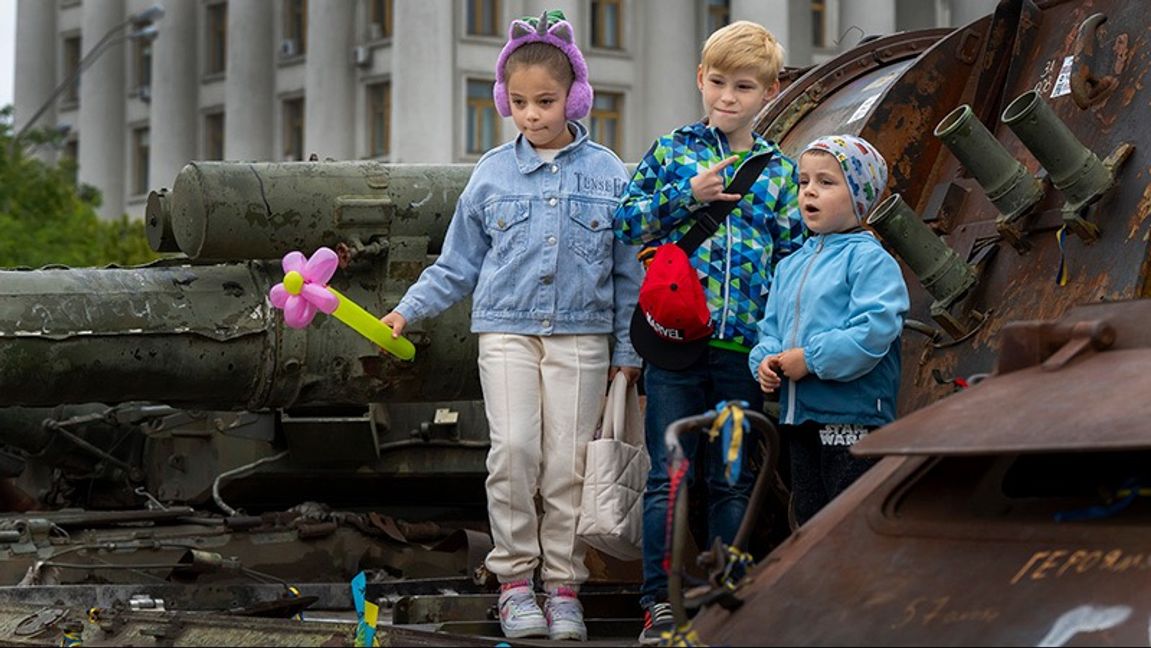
[9,4,165,155]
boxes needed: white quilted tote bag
[577,372,650,560]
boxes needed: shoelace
[648,602,675,627]
[548,596,583,622]
[502,590,543,619]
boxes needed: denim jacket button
[541,275,553,285]
[497,218,506,229]
[550,164,559,174]
[590,219,600,229]
[548,197,558,207]
[547,236,557,246]
[541,319,551,328]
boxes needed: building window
[812,0,827,48]
[283,97,305,161]
[205,111,225,160]
[466,0,499,37]
[133,127,150,195]
[206,2,228,75]
[589,91,622,155]
[134,38,152,96]
[283,0,308,57]
[706,0,730,36]
[62,139,79,185]
[368,82,391,158]
[591,0,622,49]
[369,0,393,39]
[62,35,81,105]
[465,79,498,155]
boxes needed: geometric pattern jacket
[614,121,805,349]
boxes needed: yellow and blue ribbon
[1055,225,1070,286]
[707,401,749,485]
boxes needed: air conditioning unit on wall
[353,46,372,68]
[279,38,298,58]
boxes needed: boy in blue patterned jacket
[613,20,804,645]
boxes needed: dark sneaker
[638,600,675,645]
[545,586,587,641]
[498,580,548,638]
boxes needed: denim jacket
[748,232,909,426]
[395,121,643,367]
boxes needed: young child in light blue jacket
[380,11,642,642]
[749,134,909,526]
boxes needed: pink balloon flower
[268,248,341,328]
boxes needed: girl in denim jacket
[380,11,642,642]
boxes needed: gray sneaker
[498,581,548,638]
[545,587,587,641]
[638,600,675,645]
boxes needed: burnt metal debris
[3,0,1151,644]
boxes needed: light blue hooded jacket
[394,121,643,367]
[748,231,909,426]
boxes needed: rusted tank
[689,0,1151,644]
[0,162,495,517]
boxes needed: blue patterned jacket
[613,121,805,349]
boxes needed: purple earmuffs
[493,11,594,121]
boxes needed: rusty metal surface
[693,451,1151,645]
[685,2,1151,645]
[892,0,1151,413]
[854,347,1151,456]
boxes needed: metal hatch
[856,299,1151,457]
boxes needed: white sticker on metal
[847,94,880,125]
[1052,55,1074,98]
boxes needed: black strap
[676,151,774,255]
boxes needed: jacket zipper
[784,235,824,425]
[714,128,767,340]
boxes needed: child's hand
[380,311,407,338]
[756,358,781,393]
[610,365,642,386]
[690,155,742,203]
[775,348,809,381]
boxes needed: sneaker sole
[549,625,588,641]
[503,624,549,639]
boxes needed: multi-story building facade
[13,0,996,219]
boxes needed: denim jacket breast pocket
[566,197,616,264]
[483,200,531,266]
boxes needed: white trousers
[478,333,609,589]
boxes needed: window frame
[464,78,500,156]
[282,96,306,161]
[589,90,624,156]
[368,0,393,40]
[133,37,153,98]
[367,81,391,158]
[590,0,624,50]
[205,1,228,77]
[203,110,226,161]
[465,0,501,38]
[812,0,828,49]
[282,0,309,58]
[705,0,731,36]
[132,126,151,197]
[61,33,82,107]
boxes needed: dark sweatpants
[783,422,877,526]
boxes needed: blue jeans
[639,347,763,605]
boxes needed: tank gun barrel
[149,162,472,260]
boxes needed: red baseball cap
[629,244,714,370]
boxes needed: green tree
[0,106,158,268]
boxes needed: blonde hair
[700,21,785,86]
